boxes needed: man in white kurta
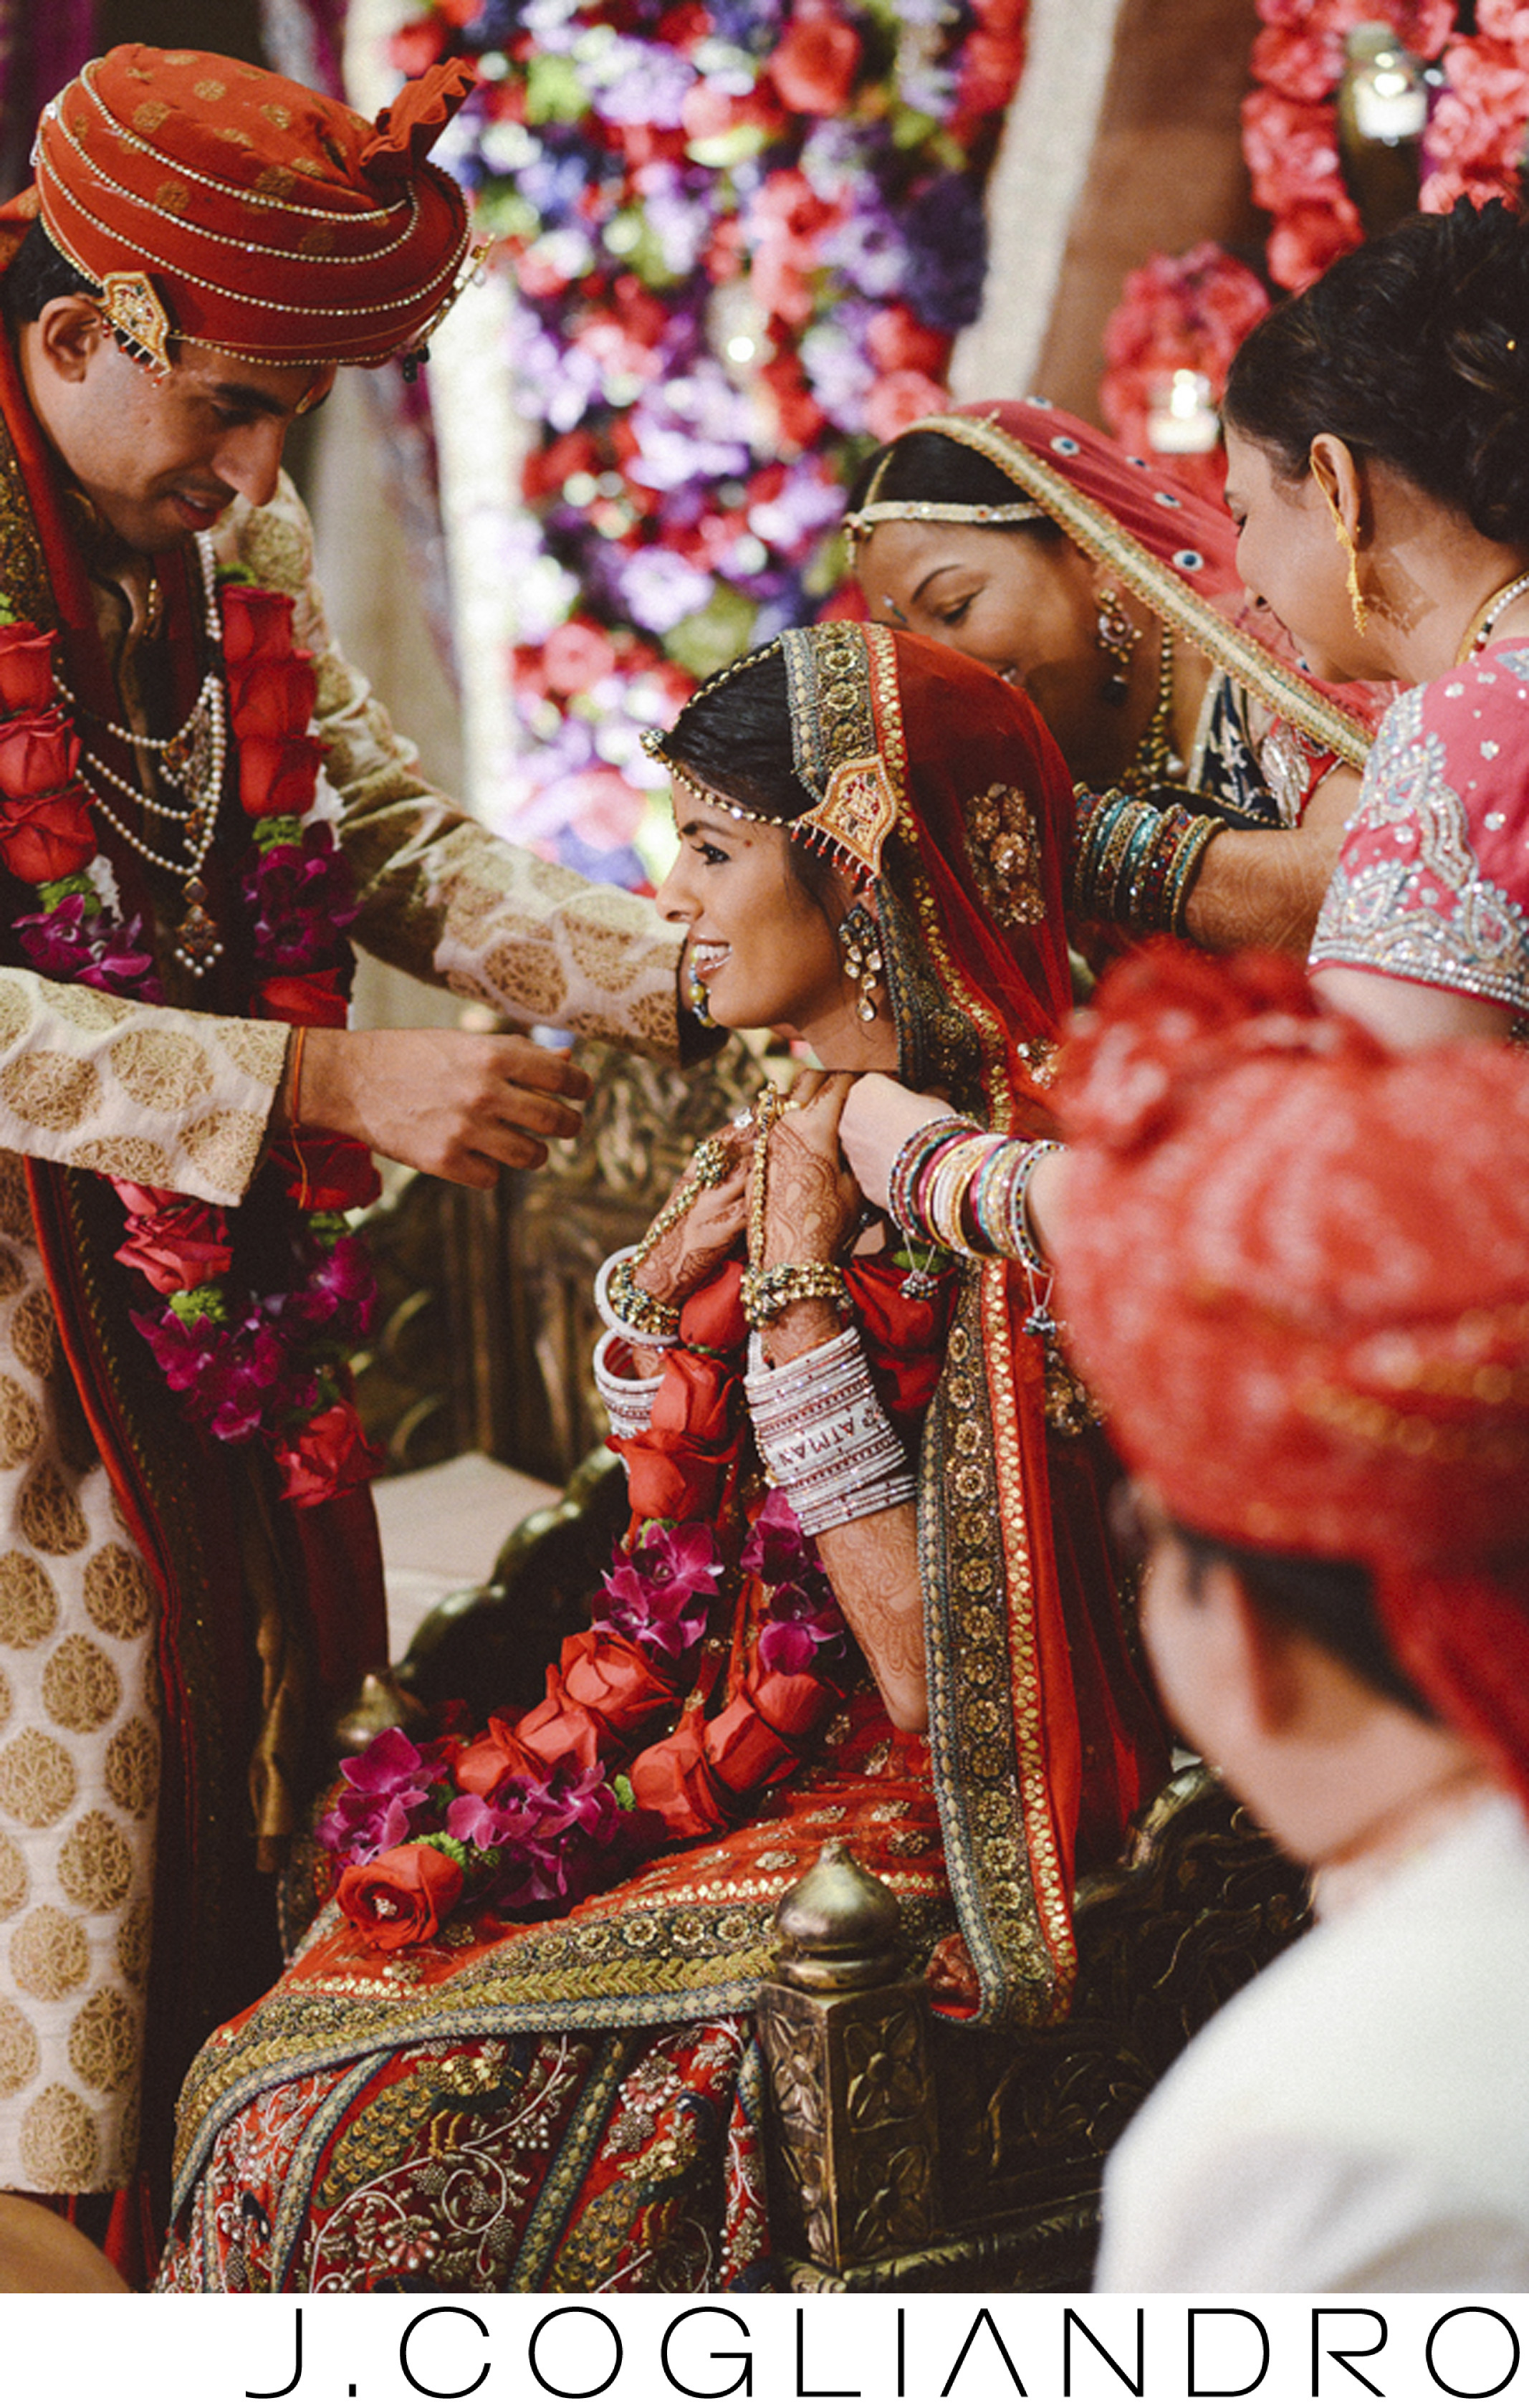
[1049,947,1529,2294]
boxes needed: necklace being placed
[52,530,226,975]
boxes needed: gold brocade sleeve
[0,967,288,1204]
[220,481,685,1061]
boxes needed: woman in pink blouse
[1222,195,1529,1049]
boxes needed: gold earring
[838,900,883,1023]
[1316,477,1369,636]
[1095,587,1138,704]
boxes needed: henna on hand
[815,1503,926,1731]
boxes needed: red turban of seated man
[2,44,477,381]
[1051,943,1529,1817]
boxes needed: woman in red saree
[158,625,1168,2293]
[844,398,1379,955]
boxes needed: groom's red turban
[1053,945,1529,1810]
[6,44,475,374]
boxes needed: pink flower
[864,370,950,444]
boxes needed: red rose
[237,733,325,819]
[0,782,97,883]
[768,4,863,115]
[255,968,350,1027]
[115,1194,234,1296]
[866,306,946,378]
[864,370,950,445]
[227,652,317,737]
[267,1132,382,1213]
[219,586,297,666]
[704,1693,800,1795]
[456,1714,545,1798]
[542,619,618,697]
[0,706,79,798]
[273,1400,383,1507]
[556,1629,679,1733]
[628,1707,730,1839]
[0,624,57,715]
[337,1843,463,1951]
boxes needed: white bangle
[746,1324,911,1534]
[593,1246,678,1350]
[593,1327,664,1441]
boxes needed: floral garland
[388,0,1027,889]
[319,1485,849,1949]
[317,1238,954,1951]
[1101,2,1529,481]
[0,577,384,1506]
[1243,1,1523,297]
[1098,241,1272,505]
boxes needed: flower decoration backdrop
[384,0,1027,889]
[1100,3,1529,491]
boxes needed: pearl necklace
[52,531,226,976]
[1454,568,1529,664]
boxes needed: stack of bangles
[745,1326,914,1536]
[1071,783,1221,934]
[592,1246,676,1440]
[888,1114,1060,1276]
[739,1260,848,1329]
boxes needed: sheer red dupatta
[888,400,1384,770]
[846,629,1169,2023]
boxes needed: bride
[159,623,1167,2293]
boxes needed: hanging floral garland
[0,571,383,1506]
[388,0,1027,889]
[1101,3,1529,480]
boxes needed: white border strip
[950,0,1129,404]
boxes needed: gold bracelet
[740,1261,849,1328]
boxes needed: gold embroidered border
[171,1876,954,2207]
[0,387,59,628]
[906,414,1373,772]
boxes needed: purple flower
[758,1580,847,1676]
[16,894,162,1000]
[316,1726,444,1861]
[901,174,989,331]
[634,1521,724,1596]
[740,1486,815,1587]
[243,825,359,971]
[594,1559,711,1658]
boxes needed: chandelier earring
[1315,474,1369,636]
[1095,588,1138,704]
[838,899,883,1023]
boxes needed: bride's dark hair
[657,645,845,917]
[1222,198,1529,545]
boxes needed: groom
[0,44,696,2237]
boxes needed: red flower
[0,783,97,883]
[456,1715,545,1798]
[273,1399,383,1506]
[0,624,57,715]
[628,1707,730,1839]
[542,620,619,696]
[864,369,950,444]
[866,306,946,378]
[768,4,863,115]
[255,968,350,1028]
[219,586,297,666]
[0,706,79,798]
[237,734,325,819]
[227,652,318,737]
[337,1843,464,1951]
[267,1132,381,1213]
[115,1192,234,1297]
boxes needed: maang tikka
[838,899,883,1021]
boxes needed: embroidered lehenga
[160,626,1169,2293]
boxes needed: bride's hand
[758,1072,861,1268]
[633,1131,749,1308]
[839,1073,952,1212]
